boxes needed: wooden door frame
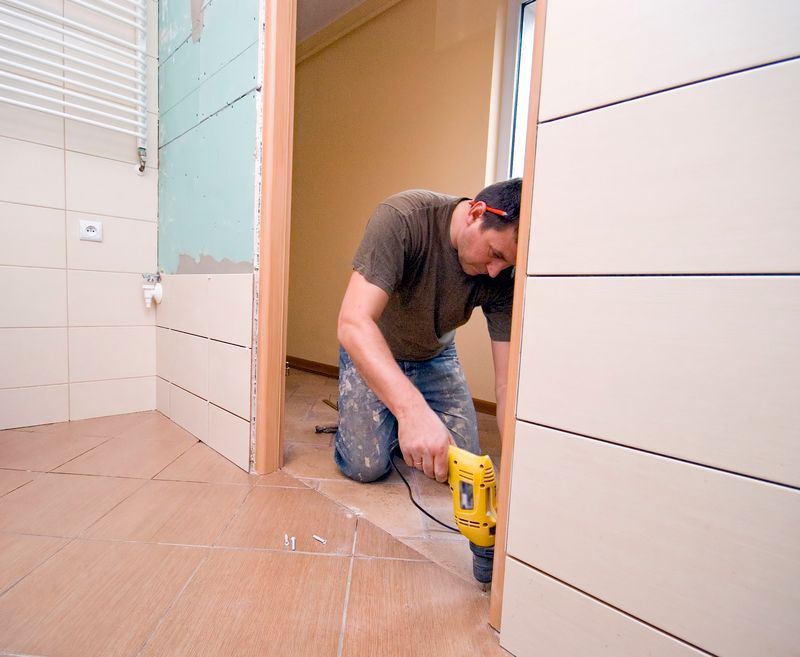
[488,0,547,630]
[254,0,296,474]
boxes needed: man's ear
[467,200,486,224]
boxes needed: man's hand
[397,405,454,482]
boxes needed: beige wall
[0,1,159,429]
[501,2,800,655]
[288,0,501,402]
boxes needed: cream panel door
[517,276,800,487]
[539,0,800,120]
[500,559,706,657]
[506,422,800,657]
[530,60,800,275]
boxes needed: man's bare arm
[491,340,510,441]
[337,271,453,481]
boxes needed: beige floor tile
[355,519,426,560]
[156,442,255,485]
[116,412,197,442]
[139,549,349,657]
[0,468,37,496]
[0,473,144,536]
[85,480,249,545]
[0,533,69,593]
[217,486,356,554]
[254,469,309,488]
[0,429,111,472]
[54,434,196,479]
[316,479,426,539]
[283,443,348,480]
[284,414,335,445]
[28,411,158,437]
[341,559,508,657]
[0,539,206,657]
[400,536,476,584]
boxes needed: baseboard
[286,355,497,416]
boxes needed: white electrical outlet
[79,219,103,242]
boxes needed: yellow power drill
[447,445,497,585]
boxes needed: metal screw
[312,534,327,545]
[290,536,296,551]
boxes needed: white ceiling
[296,0,368,43]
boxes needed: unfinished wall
[0,1,159,429]
[288,0,501,403]
[500,2,800,655]
[156,0,259,469]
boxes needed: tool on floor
[290,536,297,551]
[447,445,497,586]
[312,534,327,545]
[284,533,289,546]
[314,424,338,434]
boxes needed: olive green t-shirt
[352,189,514,361]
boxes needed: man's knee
[335,445,392,483]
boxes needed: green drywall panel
[159,41,258,146]
[158,93,257,274]
[158,0,194,62]
[159,0,259,116]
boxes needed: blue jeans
[334,343,480,482]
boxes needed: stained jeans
[334,343,480,482]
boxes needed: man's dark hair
[475,177,522,236]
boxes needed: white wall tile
[517,276,800,488]
[166,330,208,400]
[67,271,155,326]
[65,111,158,169]
[65,151,157,221]
[156,376,170,416]
[530,61,800,275]
[0,384,69,430]
[208,404,250,471]
[0,136,64,208]
[169,384,208,442]
[68,326,156,382]
[156,327,171,381]
[507,423,800,657]
[208,273,253,347]
[539,0,800,120]
[208,340,251,420]
[501,559,706,657]
[0,101,63,148]
[157,274,208,335]
[66,212,157,273]
[0,328,68,388]
[0,202,66,268]
[70,376,156,420]
[0,266,67,327]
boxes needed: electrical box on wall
[79,220,103,242]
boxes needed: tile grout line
[0,534,78,602]
[336,522,359,657]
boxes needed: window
[509,1,536,178]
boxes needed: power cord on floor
[391,453,459,533]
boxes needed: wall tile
[156,376,170,415]
[65,151,157,222]
[70,376,156,420]
[0,328,68,388]
[0,267,67,328]
[0,101,63,149]
[169,384,208,442]
[207,274,253,347]
[208,340,251,419]
[68,326,156,382]
[67,271,154,326]
[66,212,157,273]
[0,385,69,430]
[0,136,64,208]
[156,327,171,381]
[65,112,158,170]
[166,331,208,400]
[0,203,66,269]
[207,404,250,471]
[156,274,208,335]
